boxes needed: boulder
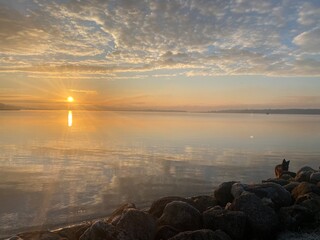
[168,229,232,240]
[149,196,193,218]
[80,220,126,240]
[189,195,218,213]
[297,166,316,175]
[107,203,136,224]
[203,209,246,240]
[214,181,238,206]
[116,208,156,240]
[310,172,320,184]
[283,182,300,193]
[7,237,23,240]
[291,182,313,200]
[295,192,319,204]
[155,225,179,240]
[232,182,291,209]
[281,171,297,178]
[262,178,289,186]
[230,192,279,239]
[299,196,320,214]
[158,201,202,231]
[279,205,314,230]
[55,222,91,240]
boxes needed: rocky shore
[7,166,320,240]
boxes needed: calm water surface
[0,110,319,237]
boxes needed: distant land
[1,103,320,115]
[209,109,320,115]
[0,103,21,110]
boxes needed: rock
[17,231,66,240]
[116,208,156,240]
[158,201,202,231]
[189,195,218,213]
[297,166,316,175]
[291,182,313,200]
[55,222,91,240]
[80,221,124,240]
[299,196,320,213]
[279,205,314,230]
[168,229,232,240]
[310,172,320,184]
[262,178,289,186]
[149,196,193,218]
[295,192,319,204]
[281,171,297,178]
[230,183,246,199]
[233,182,291,209]
[230,192,279,239]
[203,209,246,240]
[214,181,238,206]
[295,170,314,182]
[283,182,300,193]
[7,237,24,240]
[155,225,179,240]
[107,203,136,224]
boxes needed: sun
[67,96,74,103]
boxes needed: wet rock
[214,181,238,206]
[149,196,193,218]
[17,231,66,240]
[80,221,121,240]
[310,172,320,184]
[155,225,179,240]
[295,192,319,204]
[189,195,218,213]
[291,182,313,200]
[116,208,156,240]
[230,192,279,239]
[168,229,231,240]
[158,201,202,231]
[55,222,90,240]
[7,237,24,240]
[297,166,316,175]
[295,171,314,182]
[230,183,246,198]
[283,182,300,193]
[107,203,136,225]
[299,196,320,214]
[262,178,289,186]
[281,171,296,178]
[203,209,246,240]
[279,205,314,230]
[232,182,291,209]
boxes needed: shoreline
[5,165,320,240]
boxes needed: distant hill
[210,109,320,115]
[0,103,21,110]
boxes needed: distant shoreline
[2,108,320,115]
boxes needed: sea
[0,110,319,237]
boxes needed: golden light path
[68,110,72,127]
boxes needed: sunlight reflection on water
[0,110,319,237]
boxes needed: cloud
[293,28,320,53]
[0,0,319,77]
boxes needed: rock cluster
[7,166,320,240]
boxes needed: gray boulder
[158,201,202,231]
[310,172,320,184]
[230,192,279,239]
[295,171,314,182]
[214,181,238,206]
[279,205,314,230]
[116,208,156,240]
[232,182,291,208]
[149,196,193,218]
[168,229,232,240]
[79,221,127,240]
[203,209,246,240]
[297,166,316,175]
[189,195,218,213]
[155,225,179,240]
[262,178,289,186]
[107,203,136,225]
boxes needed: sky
[0,0,320,110]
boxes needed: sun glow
[67,96,74,103]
